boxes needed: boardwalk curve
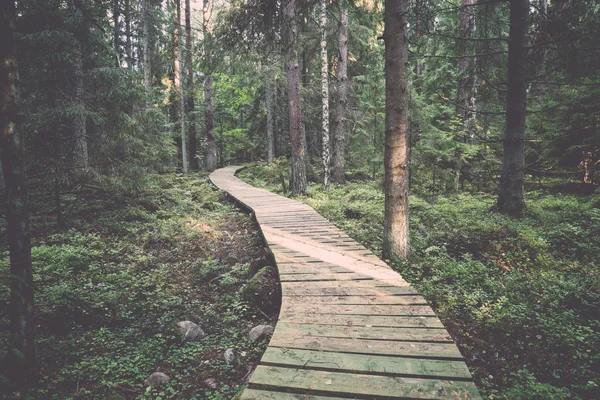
[210,166,481,400]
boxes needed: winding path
[210,166,481,399]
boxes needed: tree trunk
[456,0,476,143]
[497,0,528,217]
[533,0,548,94]
[283,0,307,195]
[113,0,120,66]
[73,39,88,170]
[174,0,187,173]
[332,0,348,184]
[320,0,330,189]
[142,0,152,107]
[185,0,197,169]
[266,83,275,164]
[382,0,410,261]
[301,51,312,164]
[125,0,132,69]
[203,0,217,171]
[0,0,35,386]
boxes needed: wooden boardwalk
[210,166,481,400]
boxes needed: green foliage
[1,174,276,399]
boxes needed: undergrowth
[1,173,280,399]
[238,163,600,400]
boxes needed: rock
[184,325,205,342]
[144,372,171,387]
[224,348,236,365]
[249,325,274,342]
[176,320,198,335]
[204,377,218,389]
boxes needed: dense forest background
[1,0,599,398]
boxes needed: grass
[238,163,600,400]
[0,173,280,399]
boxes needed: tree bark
[320,0,331,189]
[383,0,410,261]
[497,0,528,217]
[142,0,152,107]
[113,0,120,66]
[174,0,188,173]
[125,0,132,69]
[266,83,275,164]
[0,0,35,386]
[533,0,548,94]
[72,39,88,171]
[185,0,197,169]
[203,0,217,171]
[283,0,307,195]
[456,0,476,143]
[332,0,348,184]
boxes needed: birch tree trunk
[1,0,35,386]
[497,0,528,217]
[73,39,88,171]
[185,0,197,169]
[332,1,348,184]
[266,83,275,164]
[320,0,330,189]
[203,0,217,171]
[142,0,152,107]
[383,0,410,261]
[283,0,307,195]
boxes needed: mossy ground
[1,173,280,399]
[238,163,600,400]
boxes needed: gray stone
[184,325,205,342]
[224,348,236,365]
[176,320,198,335]
[248,324,274,342]
[144,372,171,387]
[204,377,218,389]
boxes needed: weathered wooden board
[272,322,452,342]
[268,332,464,359]
[281,294,428,305]
[277,313,444,328]
[209,166,481,399]
[250,366,481,399]
[280,303,436,316]
[260,347,473,379]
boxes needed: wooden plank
[277,264,354,275]
[249,366,481,399]
[260,347,473,379]
[272,323,451,342]
[268,335,464,359]
[277,313,444,328]
[279,273,374,282]
[241,389,340,400]
[282,285,418,297]
[280,303,436,317]
[282,295,428,305]
[282,280,410,290]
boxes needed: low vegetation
[0,174,280,399]
[239,163,600,399]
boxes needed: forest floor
[0,173,280,400]
[239,164,600,400]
